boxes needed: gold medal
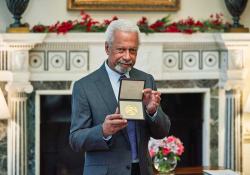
[125,105,138,116]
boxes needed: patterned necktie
[119,75,138,159]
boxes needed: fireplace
[32,80,215,174]
[38,92,204,173]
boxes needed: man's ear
[105,41,109,55]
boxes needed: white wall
[1,0,250,32]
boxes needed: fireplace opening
[40,95,85,175]
[40,92,203,174]
[160,93,203,167]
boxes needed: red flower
[183,29,193,34]
[74,20,79,24]
[82,14,90,21]
[176,144,184,156]
[165,25,180,33]
[80,10,85,15]
[33,25,45,32]
[86,19,92,27]
[92,21,100,25]
[185,17,195,26]
[212,19,218,24]
[56,22,74,34]
[167,136,175,143]
[149,21,164,32]
[210,14,213,18]
[195,21,203,28]
[149,147,155,157]
[162,148,171,156]
[179,19,184,25]
[86,28,91,32]
[137,16,148,26]
[102,20,111,26]
[112,16,118,21]
[55,21,60,27]
[216,13,220,19]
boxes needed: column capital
[219,80,246,91]
[218,36,249,90]
[5,82,33,94]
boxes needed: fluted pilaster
[9,91,28,175]
[225,89,242,172]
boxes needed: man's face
[105,30,139,74]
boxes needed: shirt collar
[105,60,130,83]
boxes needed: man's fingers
[109,119,127,125]
[153,102,159,107]
[106,114,123,120]
[113,122,128,129]
[115,107,119,114]
[151,91,161,96]
[155,95,161,102]
[142,88,152,94]
[143,93,149,98]
[142,89,161,96]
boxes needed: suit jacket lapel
[95,63,118,114]
[129,67,140,79]
[95,65,143,146]
[95,63,130,143]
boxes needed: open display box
[118,78,146,120]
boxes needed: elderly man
[69,19,171,175]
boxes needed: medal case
[118,78,146,120]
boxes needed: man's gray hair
[105,19,141,47]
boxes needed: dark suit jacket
[69,62,171,175]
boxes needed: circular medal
[125,105,138,116]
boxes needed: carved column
[5,85,33,175]
[225,89,242,171]
[5,44,35,175]
[0,34,46,175]
[219,41,249,172]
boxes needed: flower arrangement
[148,136,184,172]
[31,11,231,34]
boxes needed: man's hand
[102,108,128,138]
[142,88,161,116]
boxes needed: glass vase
[153,154,177,173]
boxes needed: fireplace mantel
[0,33,249,87]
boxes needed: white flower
[153,146,159,153]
